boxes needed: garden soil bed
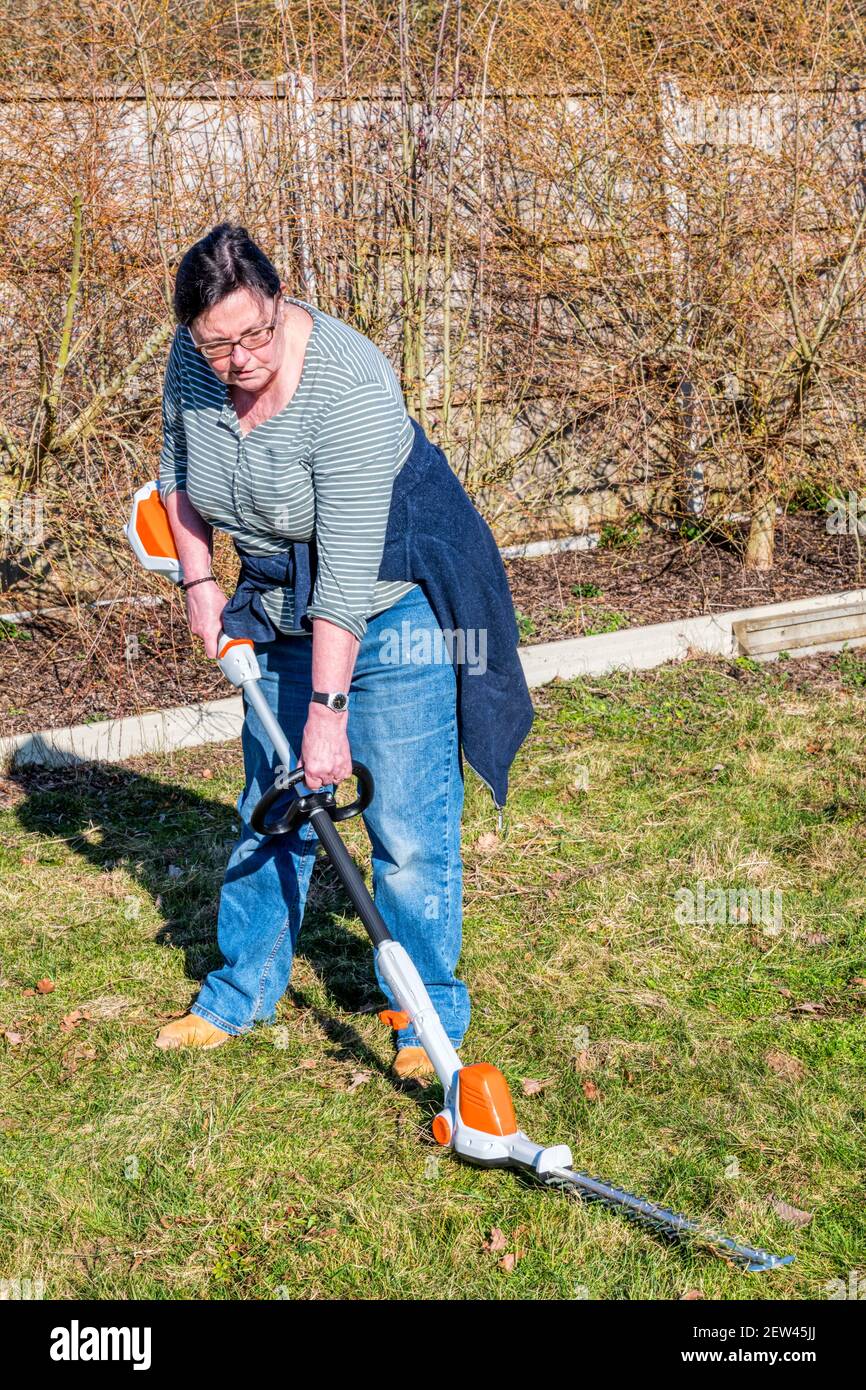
[1,509,863,741]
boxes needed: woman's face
[189,285,288,391]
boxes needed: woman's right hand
[185,581,229,659]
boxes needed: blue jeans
[191,583,470,1049]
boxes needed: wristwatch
[310,690,349,712]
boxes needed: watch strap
[311,690,349,711]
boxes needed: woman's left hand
[300,706,353,789]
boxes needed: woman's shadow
[8,757,439,1101]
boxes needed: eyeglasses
[192,290,282,362]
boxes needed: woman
[153,222,533,1076]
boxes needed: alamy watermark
[0,1275,45,1299]
[675,880,783,934]
[378,620,488,675]
[667,95,789,156]
[825,492,866,537]
[823,1270,866,1299]
[0,495,44,549]
[49,1321,152,1370]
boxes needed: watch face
[331,693,348,711]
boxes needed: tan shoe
[392,1045,436,1079]
[155,1013,231,1050]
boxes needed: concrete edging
[519,586,866,685]
[3,587,866,771]
[2,697,245,772]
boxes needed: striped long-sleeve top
[158,294,419,641]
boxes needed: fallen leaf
[771,1199,812,1228]
[61,1044,97,1075]
[476,832,500,853]
[0,779,25,809]
[499,1252,517,1273]
[346,1070,371,1093]
[582,1079,602,1101]
[573,1050,593,1072]
[749,932,772,951]
[851,977,866,990]
[35,979,55,994]
[521,1077,552,1096]
[482,1227,508,1253]
[167,865,183,880]
[21,989,36,997]
[680,1289,704,1300]
[60,1010,84,1032]
[790,1000,827,1015]
[201,769,213,780]
[765,1050,806,1082]
[3,1031,23,1046]
[803,932,830,947]
[298,1058,317,1070]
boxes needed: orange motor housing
[124,480,183,585]
[457,1063,518,1136]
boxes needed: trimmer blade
[543,1166,794,1272]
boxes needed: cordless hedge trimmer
[124,480,795,1273]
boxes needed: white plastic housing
[124,480,183,585]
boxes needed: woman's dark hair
[172,222,281,326]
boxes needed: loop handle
[250,761,374,837]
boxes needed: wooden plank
[734,601,866,655]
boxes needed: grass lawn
[1,654,864,1300]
